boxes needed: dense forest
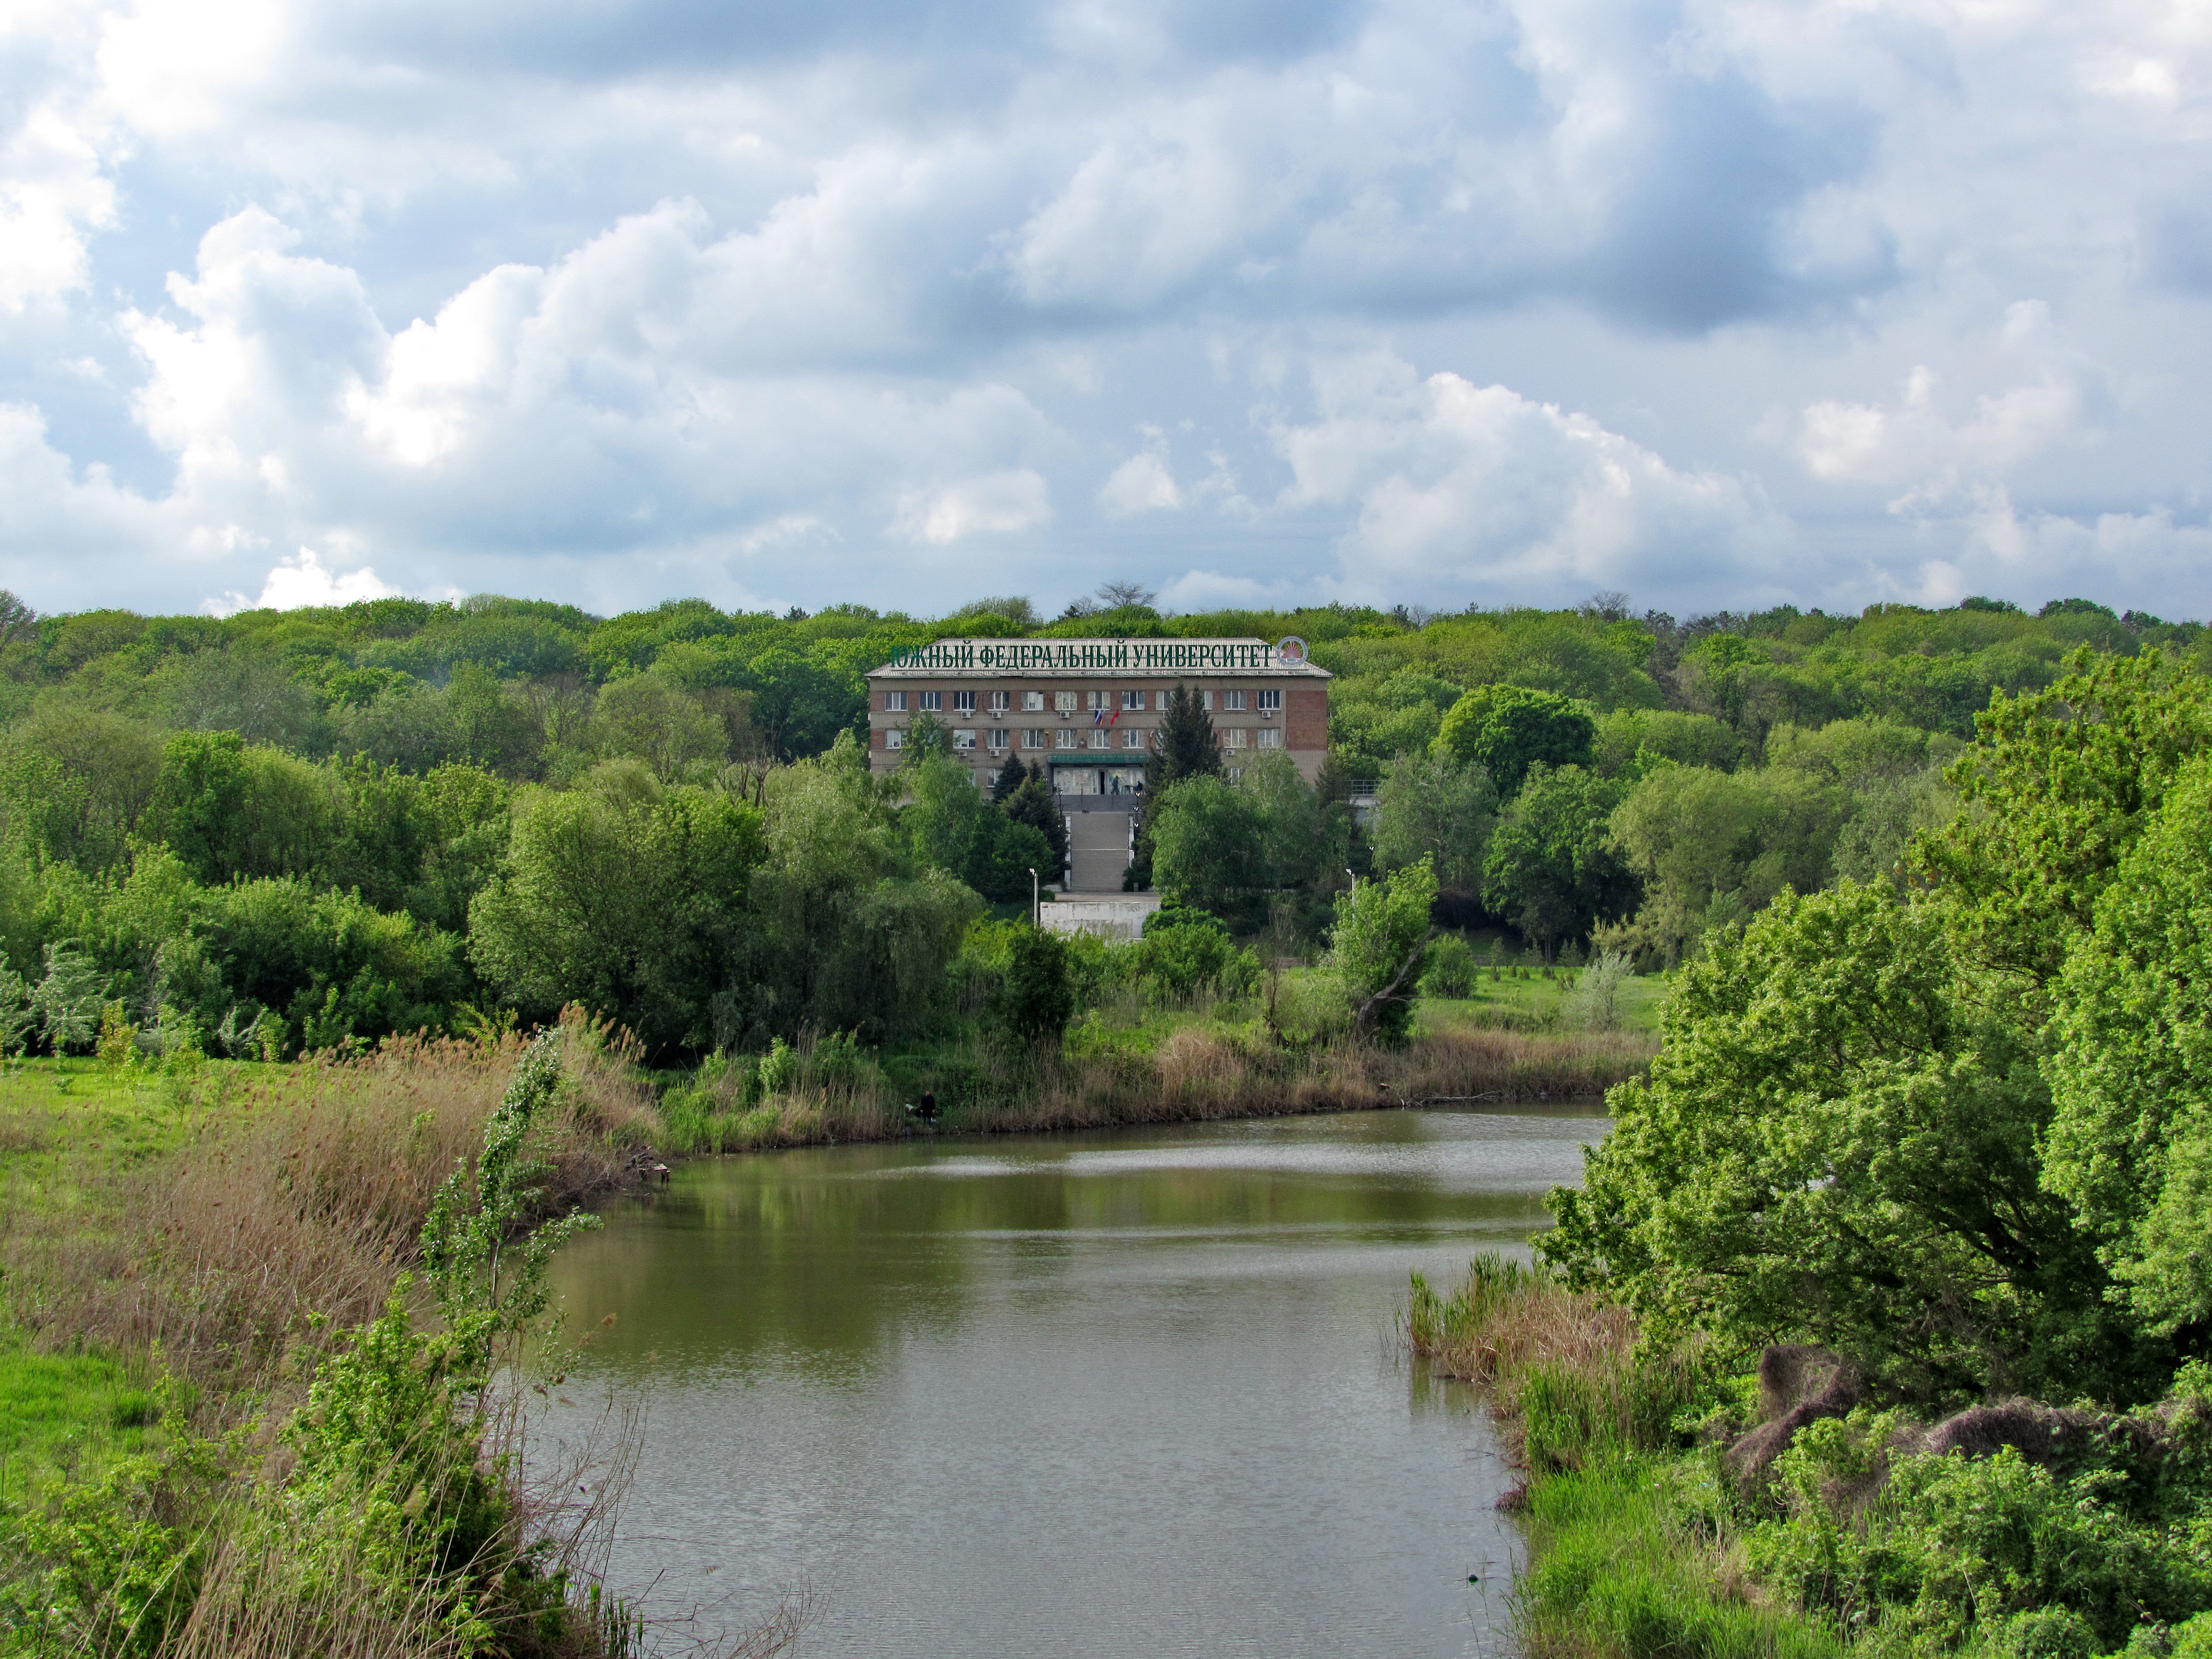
[0,584,2186,1060]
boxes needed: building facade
[865,636,1332,795]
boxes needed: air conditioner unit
[1261,709,1276,718]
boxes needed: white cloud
[1097,431,1182,516]
[205,545,397,615]
[1274,353,1793,606]
[890,470,1054,544]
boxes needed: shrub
[1420,934,1479,998]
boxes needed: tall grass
[656,1024,1651,1154]
[1406,1256,1840,1659]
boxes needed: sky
[1,0,2210,622]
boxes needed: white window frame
[918,691,942,711]
[1122,728,1144,749]
[1055,729,1077,750]
[885,690,908,711]
[988,690,1010,713]
[1199,690,1213,710]
[1056,690,1078,713]
[1121,689,1144,710]
[1021,728,1045,750]
[987,729,1011,750]
[952,690,976,714]
[1023,690,1046,711]
[1088,730,1109,750]
[1225,727,1249,749]
[1257,727,1284,749]
[885,728,906,750]
[1258,688,1282,711]
[1222,689,1247,710]
[1088,690,1111,711]
[953,728,977,751]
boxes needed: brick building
[865,636,1332,797]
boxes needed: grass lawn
[0,1058,236,1488]
[1414,969,1671,1038]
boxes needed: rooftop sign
[877,637,1324,674]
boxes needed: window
[988,690,1010,713]
[1056,729,1077,750]
[1088,690,1111,711]
[885,690,908,712]
[953,729,977,750]
[1121,689,1144,710]
[1022,728,1045,750]
[1258,689,1282,711]
[1226,766,1243,783]
[1088,729,1109,750]
[1222,689,1247,711]
[1024,691,1046,712]
[987,729,1010,750]
[952,690,976,714]
[1257,728,1284,749]
[919,691,942,711]
[1055,690,1078,713]
[885,728,906,750]
[1225,727,1249,749]
[1123,727,1145,749]
[1199,690,1213,710]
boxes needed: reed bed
[1,1008,659,1419]
[660,1024,1652,1154]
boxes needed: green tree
[1434,684,1597,796]
[1371,750,1496,893]
[1148,775,1262,916]
[1143,683,1225,792]
[468,778,767,1053]
[589,672,730,781]
[1607,764,1848,966]
[1544,882,2138,1402]
[991,924,1075,1044]
[991,747,1028,803]
[1481,764,1635,959]
[2044,750,2212,1334]
[1330,855,1437,1042]
[1000,764,1068,874]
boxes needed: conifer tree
[992,747,1027,803]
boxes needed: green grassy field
[1415,969,1671,1037]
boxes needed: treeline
[0,583,2187,1058]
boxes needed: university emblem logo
[1276,636,1309,664]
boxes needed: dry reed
[677,1024,1651,1153]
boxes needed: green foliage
[1483,764,1636,959]
[990,925,1076,1043]
[1420,932,1479,997]
[1435,683,1598,796]
[1371,750,1495,893]
[1330,855,1437,1041]
[1545,883,2137,1402]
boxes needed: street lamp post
[1028,867,1039,928]
[1345,866,1357,897]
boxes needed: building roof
[866,636,1330,679]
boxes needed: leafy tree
[1544,883,2140,1402]
[1330,855,1437,1042]
[1915,650,2212,991]
[1148,775,1262,916]
[1434,684,1596,796]
[990,925,1075,1043]
[588,672,729,781]
[467,778,767,1052]
[1371,750,1496,893]
[1481,764,1635,959]
[2044,750,2212,1335]
[1607,764,1848,966]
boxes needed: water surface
[541,1106,1606,1658]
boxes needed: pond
[540,1105,1608,1658]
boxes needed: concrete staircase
[1065,808,1133,893]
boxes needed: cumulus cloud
[0,0,2201,613]
[205,545,398,615]
[1273,354,1793,606]
[1098,430,1183,516]
[890,471,1054,544]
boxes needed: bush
[1421,934,1479,998]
